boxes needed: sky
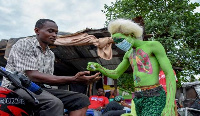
[0,0,199,40]
[0,0,115,40]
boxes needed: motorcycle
[0,66,43,116]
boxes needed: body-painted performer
[87,18,176,116]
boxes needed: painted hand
[87,62,101,71]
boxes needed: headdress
[108,18,143,39]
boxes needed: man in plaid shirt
[2,19,100,116]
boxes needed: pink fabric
[54,33,113,60]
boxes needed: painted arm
[87,55,130,79]
[152,41,176,116]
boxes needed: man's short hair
[35,19,56,29]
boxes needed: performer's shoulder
[147,41,163,47]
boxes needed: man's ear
[34,28,39,35]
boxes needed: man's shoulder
[99,96,109,99]
[142,41,163,49]
[21,36,37,43]
[13,37,38,50]
[14,37,36,46]
[147,41,162,46]
[90,95,97,98]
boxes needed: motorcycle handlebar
[0,66,42,104]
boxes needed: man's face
[35,21,58,45]
[112,33,134,51]
[112,33,135,45]
[97,88,104,96]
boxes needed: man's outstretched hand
[74,71,101,84]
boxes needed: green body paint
[87,33,176,116]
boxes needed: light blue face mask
[115,39,132,52]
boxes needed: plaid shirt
[2,37,55,88]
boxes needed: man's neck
[36,38,48,53]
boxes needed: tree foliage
[102,0,200,83]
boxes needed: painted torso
[125,42,160,87]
